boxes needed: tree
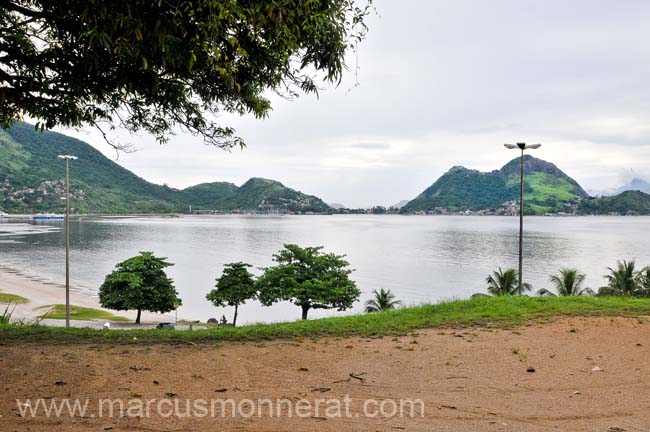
[99,251,180,324]
[538,269,594,296]
[206,262,256,326]
[639,266,650,291]
[486,268,531,296]
[598,260,648,297]
[257,244,360,320]
[364,288,401,313]
[1,0,372,150]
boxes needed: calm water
[1,215,650,324]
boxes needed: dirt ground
[2,317,650,431]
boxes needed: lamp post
[504,143,541,291]
[58,155,77,327]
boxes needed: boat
[32,214,65,220]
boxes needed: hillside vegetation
[403,156,589,214]
[578,190,650,215]
[0,124,330,214]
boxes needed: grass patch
[37,305,129,322]
[2,296,650,345]
[0,292,29,304]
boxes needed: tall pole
[59,155,76,327]
[65,158,71,328]
[518,149,524,291]
[504,143,541,292]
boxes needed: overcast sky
[60,0,650,208]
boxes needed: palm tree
[486,268,531,296]
[598,260,646,297]
[365,289,401,313]
[538,269,594,296]
[639,266,650,292]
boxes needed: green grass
[37,305,129,322]
[3,296,650,345]
[0,292,29,304]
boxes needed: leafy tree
[364,288,401,313]
[486,268,531,296]
[257,244,360,320]
[538,269,594,296]
[99,252,180,324]
[1,0,372,150]
[598,260,648,297]
[206,262,256,326]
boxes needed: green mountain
[0,122,183,213]
[216,178,330,213]
[0,123,330,214]
[402,156,589,214]
[578,190,650,215]
[180,182,238,208]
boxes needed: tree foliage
[99,251,181,323]
[598,260,650,297]
[486,268,531,296]
[206,262,256,326]
[0,0,372,149]
[257,244,360,320]
[538,269,594,297]
[364,288,401,313]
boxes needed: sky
[59,0,650,208]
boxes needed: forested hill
[0,123,330,214]
[402,156,590,214]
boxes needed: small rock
[207,318,218,324]
[607,427,626,432]
[592,366,604,372]
[526,367,536,373]
[573,391,581,395]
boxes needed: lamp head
[504,143,542,150]
[57,155,78,161]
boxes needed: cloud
[57,0,650,207]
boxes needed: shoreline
[0,268,176,326]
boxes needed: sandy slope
[2,316,650,431]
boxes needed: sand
[2,316,650,431]
[0,269,174,325]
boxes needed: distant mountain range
[2,123,650,215]
[0,123,330,214]
[612,178,650,195]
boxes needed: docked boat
[32,214,65,220]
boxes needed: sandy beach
[0,268,175,326]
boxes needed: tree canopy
[598,260,650,297]
[206,261,257,326]
[0,0,372,149]
[257,244,360,320]
[99,251,181,323]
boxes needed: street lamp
[58,155,77,327]
[504,143,541,291]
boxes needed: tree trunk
[301,304,310,320]
[233,304,238,327]
[135,308,142,324]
